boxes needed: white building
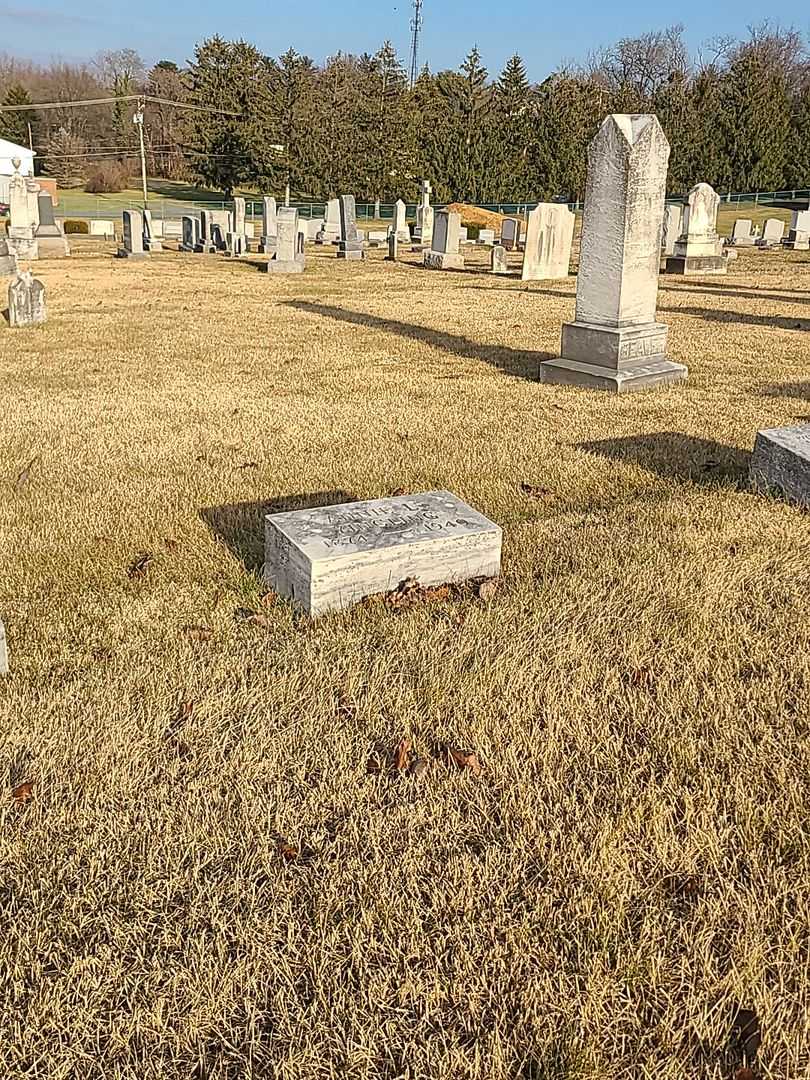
[0,138,35,204]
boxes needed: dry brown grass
[1,239,809,1080]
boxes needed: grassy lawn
[56,179,235,219]
[1,240,809,1078]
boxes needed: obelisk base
[539,321,688,393]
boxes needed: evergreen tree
[187,37,271,195]
[719,51,792,191]
[355,42,410,202]
[265,48,317,200]
[0,84,33,148]
[492,55,533,201]
[787,80,810,189]
[435,48,496,201]
[310,53,357,197]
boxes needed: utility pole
[133,98,148,209]
[409,0,424,89]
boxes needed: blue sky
[2,0,809,78]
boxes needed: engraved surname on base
[618,334,666,361]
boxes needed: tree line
[0,24,808,202]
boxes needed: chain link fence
[53,189,810,224]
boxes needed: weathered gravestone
[0,239,18,276]
[316,199,341,244]
[478,228,496,246]
[35,192,70,257]
[7,159,39,259]
[180,215,201,252]
[731,219,755,247]
[491,244,509,274]
[232,197,248,248]
[424,210,465,271]
[117,210,146,259]
[661,204,683,257]
[142,210,163,252]
[386,231,398,261]
[267,207,305,274]
[336,196,365,260]
[750,425,810,508]
[305,218,324,241]
[226,232,247,257]
[757,218,785,248]
[259,197,278,253]
[540,114,687,393]
[784,209,810,250]
[500,218,521,251]
[89,220,115,238]
[8,270,46,327]
[265,490,502,617]
[414,179,434,248]
[521,203,574,281]
[0,618,7,676]
[394,199,410,242]
[666,182,727,275]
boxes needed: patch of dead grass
[1,240,809,1079]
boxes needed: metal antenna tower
[408,0,424,89]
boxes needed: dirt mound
[445,203,508,230]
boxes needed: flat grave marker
[265,490,502,617]
[750,424,810,508]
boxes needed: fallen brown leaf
[394,736,412,772]
[12,781,34,803]
[14,455,41,492]
[181,624,213,642]
[127,553,154,579]
[477,578,499,602]
[278,841,298,862]
[238,461,259,470]
[391,486,406,496]
[260,590,276,606]
[446,748,483,776]
[733,1068,756,1080]
[520,481,553,500]
[235,608,272,628]
[386,577,423,610]
[163,538,179,553]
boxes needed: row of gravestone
[118,195,370,274]
[259,115,810,618]
[418,180,741,282]
[3,158,70,263]
[729,212,810,250]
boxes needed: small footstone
[265,491,502,617]
[491,244,509,274]
[750,424,810,508]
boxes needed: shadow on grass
[659,304,809,331]
[760,381,810,400]
[201,490,357,574]
[660,282,810,305]
[146,179,228,204]
[580,433,751,486]
[284,300,552,380]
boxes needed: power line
[0,94,242,117]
